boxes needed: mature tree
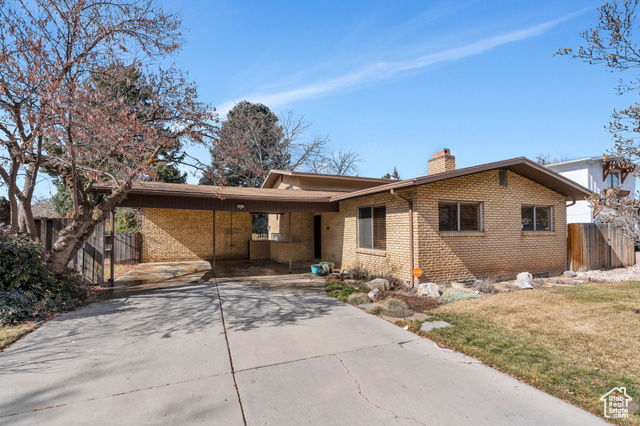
[0,0,222,273]
[201,102,328,187]
[308,148,361,176]
[557,0,640,238]
[382,167,400,180]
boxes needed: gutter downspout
[566,199,576,207]
[391,189,415,287]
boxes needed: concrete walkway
[0,268,605,425]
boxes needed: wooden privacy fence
[34,217,142,285]
[105,232,142,264]
[568,223,635,272]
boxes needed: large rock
[517,272,533,282]
[365,278,390,291]
[368,288,379,301]
[514,279,533,289]
[563,270,577,278]
[417,283,440,298]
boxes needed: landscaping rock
[517,272,533,282]
[452,281,473,289]
[344,279,357,285]
[563,270,577,278]
[417,282,440,298]
[368,288,379,301]
[365,278,390,291]
[340,269,352,279]
[420,321,452,332]
[514,279,533,289]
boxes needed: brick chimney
[428,149,455,175]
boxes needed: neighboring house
[546,156,636,223]
[96,149,590,285]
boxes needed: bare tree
[308,149,361,175]
[0,0,224,273]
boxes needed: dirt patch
[393,294,440,312]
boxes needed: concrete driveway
[0,265,604,425]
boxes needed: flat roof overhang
[92,183,340,213]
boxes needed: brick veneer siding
[249,240,270,260]
[334,170,567,285]
[141,208,251,262]
[428,155,456,175]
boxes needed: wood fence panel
[568,223,635,271]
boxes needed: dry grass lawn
[0,322,38,351]
[424,281,640,424]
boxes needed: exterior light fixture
[236,203,245,210]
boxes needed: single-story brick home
[98,150,591,285]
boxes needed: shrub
[346,292,370,305]
[0,230,88,325]
[476,277,498,294]
[380,274,402,290]
[326,282,362,302]
[439,288,483,304]
[351,265,369,281]
[395,319,423,333]
[366,298,411,318]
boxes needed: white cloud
[218,11,584,116]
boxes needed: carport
[93,182,340,277]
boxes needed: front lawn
[0,322,38,351]
[424,281,640,424]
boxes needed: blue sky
[13,0,635,197]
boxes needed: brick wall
[428,155,456,175]
[414,170,567,284]
[141,208,251,262]
[249,240,270,260]
[332,170,567,285]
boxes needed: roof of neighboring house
[93,181,341,202]
[545,155,635,169]
[330,157,592,201]
[261,169,391,189]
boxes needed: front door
[314,215,321,259]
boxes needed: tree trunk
[49,215,95,274]
[18,200,39,240]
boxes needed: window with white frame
[521,205,552,231]
[438,201,482,232]
[358,205,386,250]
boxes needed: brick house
[99,150,590,285]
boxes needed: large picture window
[438,202,482,232]
[522,206,552,231]
[358,205,386,250]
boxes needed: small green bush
[346,292,370,305]
[326,282,363,302]
[439,288,483,303]
[0,230,87,325]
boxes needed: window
[438,202,482,232]
[499,169,507,187]
[522,206,552,231]
[358,205,386,250]
[606,171,621,189]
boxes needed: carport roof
[93,181,342,202]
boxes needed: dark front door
[314,215,322,259]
